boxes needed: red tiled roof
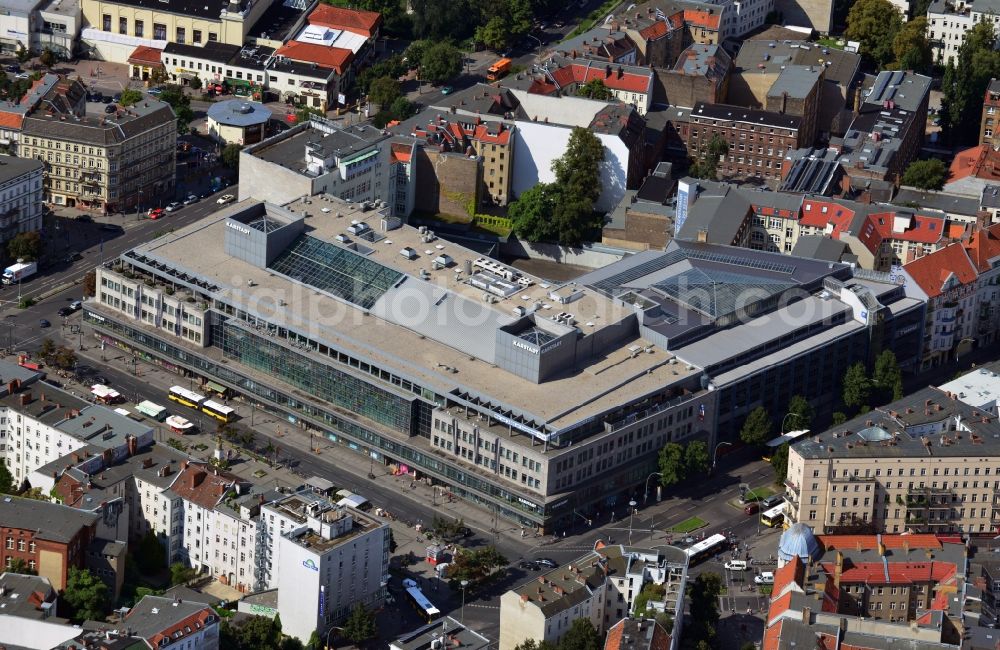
[866,211,945,244]
[800,199,855,231]
[604,619,671,650]
[390,142,411,164]
[273,42,353,74]
[168,464,236,510]
[0,110,24,130]
[128,45,163,66]
[528,78,558,95]
[949,145,988,182]
[308,4,382,36]
[762,618,783,650]
[819,560,956,585]
[817,534,942,551]
[684,9,721,29]
[964,222,1000,272]
[137,607,215,648]
[639,20,669,40]
[903,243,978,298]
[548,62,652,94]
[773,557,804,594]
[474,123,511,145]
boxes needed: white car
[724,560,748,571]
[165,202,181,212]
[755,572,774,585]
[217,194,235,205]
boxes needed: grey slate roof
[790,235,849,262]
[767,65,822,100]
[0,573,56,620]
[692,102,801,129]
[123,595,216,641]
[207,100,271,127]
[22,100,175,146]
[892,188,980,216]
[0,495,99,543]
[92,0,242,19]
[0,156,43,183]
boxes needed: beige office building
[785,384,1000,535]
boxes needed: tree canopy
[420,42,463,85]
[135,531,166,574]
[771,443,790,484]
[7,231,41,262]
[892,16,932,73]
[785,395,814,432]
[510,127,605,246]
[341,603,377,646]
[901,159,949,190]
[64,567,109,622]
[740,406,772,446]
[845,0,903,67]
[220,613,283,650]
[577,79,613,100]
[873,349,904,404]
[367,76,402,109]
[687,573,723,647]
[0,460,12,494]
[689,135,728,180]
[941,20,1000,145]
[842,362,872,413]
[119,88,143,106]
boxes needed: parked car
[535,558,558,568]
[165,202,181,212]
[39,319,50,328]
[755,572,774,585]
[104,104,117,114]
[518,560,539,571]
[743,502,760,515]
[58,307,74,317]
[93,375,109,385]
[14,72,29,80]
[217,194,235,205]
[183,194,198,205]
[69,300,82,310]
[5,64,19,73]
[441,86,454,95]
[148,207,165,220]
[724,560,748,571]
[760,495,784,509]
[64,252,82,263]
[147,87,164,96]
[112,93,121,103]
[101,95,113,104]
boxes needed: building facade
[982,79,1000,148]
[0,156,43,247]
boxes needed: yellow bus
[761,504,785,528]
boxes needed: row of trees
[841,350,904,416]
[844,0,932,72]
[510,127,605,246]
[657,440,710,487]
[406,0,559,48]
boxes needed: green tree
[941,20,1000,145]
[169,562,198,586]
[845,0,903,67]
[684,440,710,476]
[740,406,772,446]
[135,531,166,574]
[742,643,758,650]
[388,96,416,120]
[420,42,463,85]
[901,158,949,190]
[39,47,56,67]
[405,41,431,68]
[842,362,872,412]
[64,567,109,622]
[785,395,814,432]
[689,134,728,180]
[221,143,242,170]
[368,75,401,109]
[577,79,613,100]
[7,231,41,261]
[514,641,558,650]
[280,638,305,650]
[15,46,29,63]
[873,349,904,402]
[159,85,195,133]
[0,460,13,494]
[475,16,512,51]
[771,442,790,484]
[119,88,143,106]
[509,183,559,241]
[38,337,56,361]
[559,618,601,650]
[7,557,36,575]
[188,76,202,90]
[547,126,605,245]
[893,16,932,72]
[341,603,377,646]
[633,582,667,616]
[53,346,77,370]
[220,614,283,650]
[832,411,848,425]
[658,442,686,486]
[448,545,508,587]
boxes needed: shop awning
[205,380,227,395]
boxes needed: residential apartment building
[0,157,43,248]
[901,223,1000,369]
[238,116,394,211]
[499,544,688,650]
[80,0,279,64]
[391,618,491,650]
[525,56,656,116]
[763,531,968,650]
[685,103,805,186]
[927,0,999,65]
[123,595,220,650]
[982,79,1000,148]
[263,490,389,642]
[784,385,1000,535]
[19,83,176,213]
[604,619,673,650]
[0,495,101,591]
[0,572,58,620]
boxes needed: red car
[148,208,165,220]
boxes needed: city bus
[761,504,786,528]
[201,399,235,423]
[135,400,168,422]
[684,533,728,564]
[404,586,441,623]
[168,386,206,409]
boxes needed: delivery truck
[2,261,37,284]
[487,58,512,81]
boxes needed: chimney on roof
[19,392,31,406]
[834,551,843,588]
[126,435,137,458]
[191,469,207,489]
[606,64,612,78]
[802,606,811,624]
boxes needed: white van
[724,560,748,571]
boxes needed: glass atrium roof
[516,326,557,346]
[651,268,796,319]
[268,235,403,310]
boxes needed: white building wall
[927,7,975,65]
[511,120,630,212]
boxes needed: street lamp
[627,499,637,545]
[460,579,469,623]
[643,472,663,503]
[781,412,806,434]
[712,441,733,471]
[135,188,143,221]
[325,625,344,650]
[15,257,23,304]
